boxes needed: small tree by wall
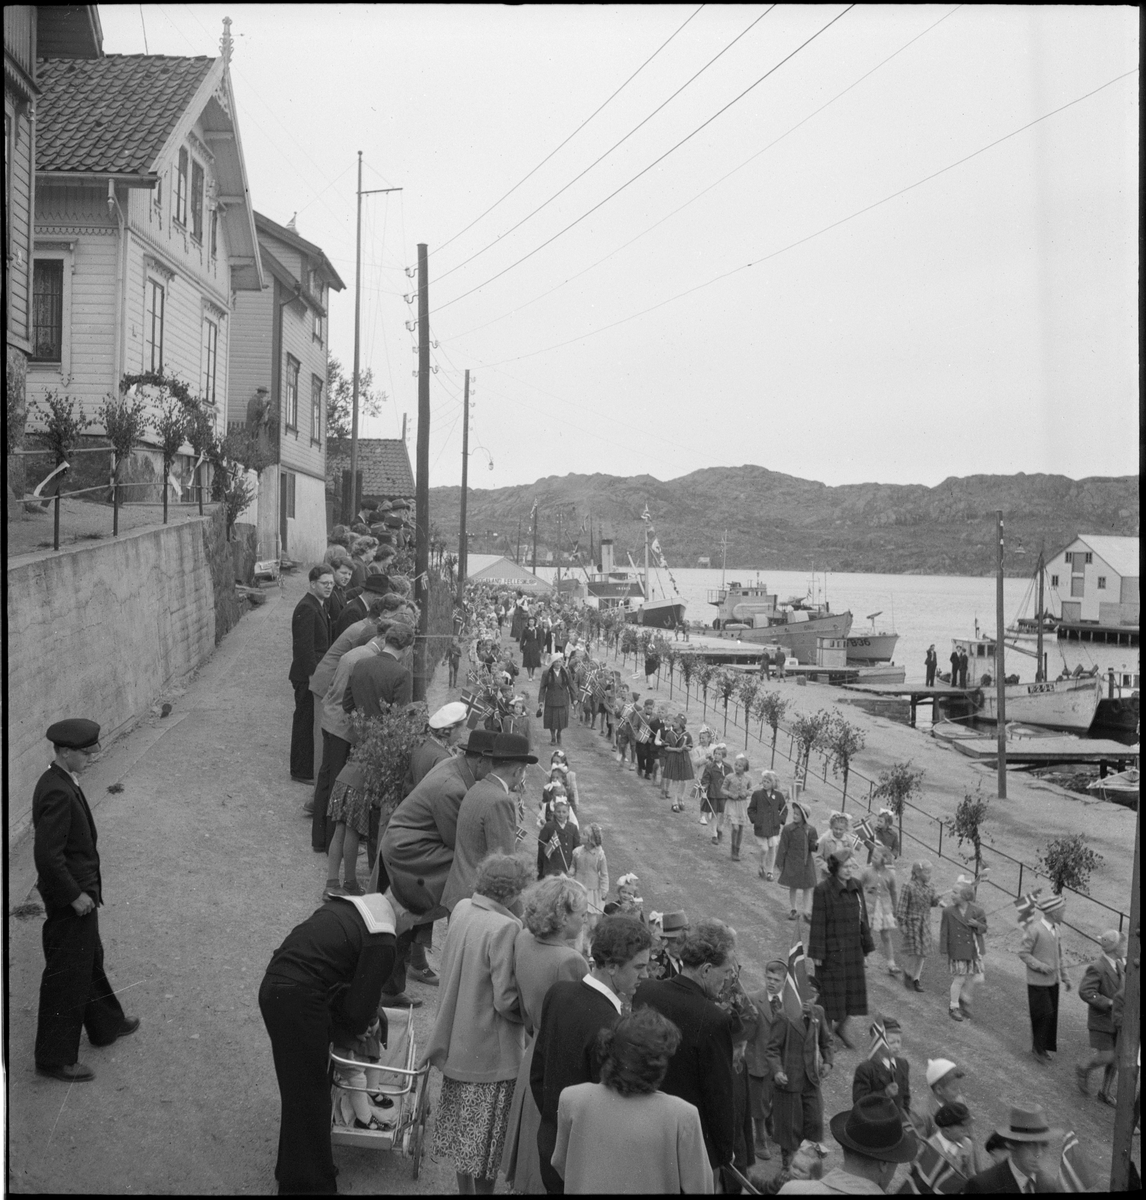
[736,676,760,750]
[1038,834,1104,896]
[874,761,925,853]
[183,402,216,515]
[151,395,187,525]
[694,659,714,717]
[96,390,148,535]
[943,784,989,882]
[716,669,737,735]
[754,690,791,767]
[790,709,830,787]
[823,710,867,809]
[678,651,698,705]
[30,391,90,470]
[349,703,429,828]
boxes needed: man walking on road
[33,719,139,1082]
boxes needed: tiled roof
[36,54,215,174]
[327,439,415,498]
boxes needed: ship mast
[1036,548,1046,682]
[643,506,650,602]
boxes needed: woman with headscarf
[537,654,574,746]
[774,800,819,922]
[895,860,943,993]
[809,847,873,1048]
[501,876,590,1194]
[424,853,531,1195]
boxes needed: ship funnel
[600,537,615,574]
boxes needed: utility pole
[1110,800,1140,1190]
[995,510,1007,798]
[457,368,470,608]
[515,519,522,565]
[531,504,539,575]
[413,243,430,701]
[349,153,400,521]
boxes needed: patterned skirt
[327,777,373,838]
[433,1076,516,1180]
[868,893,897,934]
[948,954,984,977]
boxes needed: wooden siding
[278,299,326,480]
[227,284,274,432]
[4,7,35,76]
[5,94,34,346]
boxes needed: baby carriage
[329,1004,431,1178]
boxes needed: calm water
[534,565,1041,687]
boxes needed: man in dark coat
[949,647,960,686]
[958,648,970,689]
[809,848,872,1047]
[532,917,651,1195]
[33,719,138,1081]
[537,797,579,879]
[925,645,938,687]
[289,565,334,782]
[633,918,738,1175]
[332,573,391,640]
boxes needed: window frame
[201,317,219,406]
[310,373,323,444]
[284,354,300,431]
[209,207,219,259]
[145,276,166,372]
[190,159,205,241]
[174,148,188,226]
[312,307,323,343]
[30,256,66,364]
[1050,574,1059,588]
[1097,576,1106,590]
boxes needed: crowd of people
[254,577,1136,1195]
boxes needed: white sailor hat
[429,701,469,730]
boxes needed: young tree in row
[943,783,987,883]
[736,675,760,751]
[1038,834,1104,897]
[822,711,866,810]
[754,690,791,768]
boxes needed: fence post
[53,483,62,551]
[1016,863,1023,897]
[937,821,943,859]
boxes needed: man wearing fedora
[1018,893,1072,1064]
[652,911,689,980]
[33,720,139,1082]
[779,1095,916,1194]
[1075,928,1125,1105]
[963,1104,1062,1193]
[332,572,392,639]
[442,733,537,912]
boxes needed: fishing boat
[1085,767,1139,808]
[623,506,686,629]
[845,611,899,664]
[578,529,647,614]
[707,578,852,663]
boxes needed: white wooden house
[1046,534,1139,627]
[24,22,262,499]
[227,212,345,565]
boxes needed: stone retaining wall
[6,506,243,843]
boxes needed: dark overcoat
[775,821,819,890]
[34,763,103,911]
[852,1056,911,1118]
[290,591,331,683]
[808,875,872,1023]
[764,1003,833,1093]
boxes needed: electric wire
[430,4,856,316]
[442,4,962,345]
[471,66,1138,370]
[430,4,706,261]
[433,5,774,284]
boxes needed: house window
[311,375,323,442]
[146,278,165,371]
[31,259,65,362]
[1097,576,1106,590]
[1050,574,1059,587]
[1084,552,1093,564]
[209,208,219,259]
[312,309,323,343]
[174,148,188,225]
[201,319,219,405]
[191,160,205,240]
[285,355,300,429]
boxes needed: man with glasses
[33,719,139,1082]
[633,917,739,1178]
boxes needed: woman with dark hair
[258,894,397,1193]
[501,877,590,1193]
[520,617,544,681]
[551,1008,714,1193]
[424,853,531,1195]
[532,916,653,1194]
[809,847,873,1049]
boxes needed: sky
[101,5,1139,491]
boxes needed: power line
[442,4,963,346]
[471,67,1138,370]
[430,4,705,261]
[430,4,856,316]
[433,6,774,285]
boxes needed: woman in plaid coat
[808,848,873,1047]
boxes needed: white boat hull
[974,677,1102,733]
[845,633,899,663]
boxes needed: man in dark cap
[33,720,139,1082]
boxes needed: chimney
[600,536,615,575]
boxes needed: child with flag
[852,1016,911,1122]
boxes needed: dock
[950,736,1139,771]
[841,682,978,727]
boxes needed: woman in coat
[774,800,819,922]
[501,876,590,1193]
[808,847,873,1048]
[424,853,531,1195]
[938,882,987,1023]
[259,894,397,1194]
[520,618,543,680]
[894,860,943,993]
[537,653,575,746]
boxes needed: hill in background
[428,466,1139,577]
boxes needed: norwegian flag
[853,817,875,845]
[896,1141,966,1194]
[782,941,812,1023]
[1014,889,1043,925]
[868,1016,890,1062]
[460,689,492,729]
[1058,1130,1097,1192]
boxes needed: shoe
[291,775,315,785]
[1096,1092,1117,1108]
[912,979,924,993]
[324,884,347,899]
[36,1062,94,1082]
[114,1017,141,1040]
[1076,1067,1092,1096]
[1032,1050,1051,1065]
[788,909,799,920]
[701,815,708,825]
[959,1001,972,1020]
[712,836,719,845]
[765,872,774,881]
[755,1142,772,1161]
[731,853,741,862]
[948,1008,964,1021]
[888,965,901,976]
[408,966,439,986]
[382,993,423,1009]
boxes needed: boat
[707,578,852,663]
[845,611,899,664]
[623,506,687,629]
[1086,767,1139,808]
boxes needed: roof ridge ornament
[220,16,234,66]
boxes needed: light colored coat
[552,1082,714,1194]
[424,894,524,1082]
[442,775,520,912]
[1018,919,1070,989]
